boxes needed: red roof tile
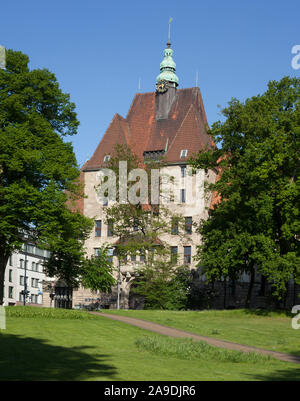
[83,87,213,171]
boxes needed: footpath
[89,312,300,364]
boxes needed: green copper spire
[156,42,179,87]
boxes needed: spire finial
[168,17,173,45]
[155,18,178,89]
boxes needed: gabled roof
[82,87,213,171]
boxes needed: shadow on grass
[243,308,292,317]
[247,366,300,381]
[0,333,117,381]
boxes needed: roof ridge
[166,104,196,154]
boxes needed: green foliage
[135,336,272,363]
[5,306,97,320]
[98,144,190,309]
[5,309,299,381]
[190,76,300,300]
[0,49,94,302]
[102,145,183,256]
[80,247,116,293]
[132,262,192,310]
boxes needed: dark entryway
[54,285,73,309]
[128,282,144,309]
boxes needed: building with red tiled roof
[83,87,212,171]
[71,40,217,309]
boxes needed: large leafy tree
[101,144,184,259]
[132,262,192,310]
[191,77,300,304]
[80,246,116,293]
[0,49,94,304]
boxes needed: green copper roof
[156,43,179,86]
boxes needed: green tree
[101,144,184,260]
[132,262,192,310]
[80,246,116,293]
[191,77,300,305]
[98,144,189,308]
[0,49,93,304]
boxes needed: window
[107,220,113,237]
[20,276,28,286]
[140,253,145,263]
[9,269,13,283]
[181,189,186,203]
[180,149,188,158]
[107,248,114,264]
[35,247,45,257]
[94,248,101,257]
[36,263,39,273]
[28,244,35,254]
[95,220,102,237]
[133,219,139,232]
[31,294,38,304]
[8,286,13,299]
[184,246,191,264]
[171,218,179,235]
[181,166,186,177]
[185,217,192,234]
[32,262,36,271]
[103,155,110,163]
[31,278,39,288]
[9,256,12,266]
[20,259,24,269]
[44,250,51,259]
[171,246,178,263]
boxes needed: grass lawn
[0,307,299,381]
[102,309,300,357]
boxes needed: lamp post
[23,240,28,306]
[117,257,121,310]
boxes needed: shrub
[135,336,272,364]
[5,306,97,320]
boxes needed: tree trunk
[245,267,255,309]
[0,251,9,305]
[223,278,227,309]
[259,275,266,296]
[294,281,298,306]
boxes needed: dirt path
[90,311,300,364]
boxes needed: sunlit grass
[102,309,300,356]
[135,336,273,364]
[1,307,299,381]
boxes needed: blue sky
[1,0,299,166]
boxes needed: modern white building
[2,243,51,306]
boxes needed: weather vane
[168,17,173,45]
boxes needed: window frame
[185,217,192,234]
[95,220,102,237]
[184,246,191,264]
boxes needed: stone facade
[72,163,217,310]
